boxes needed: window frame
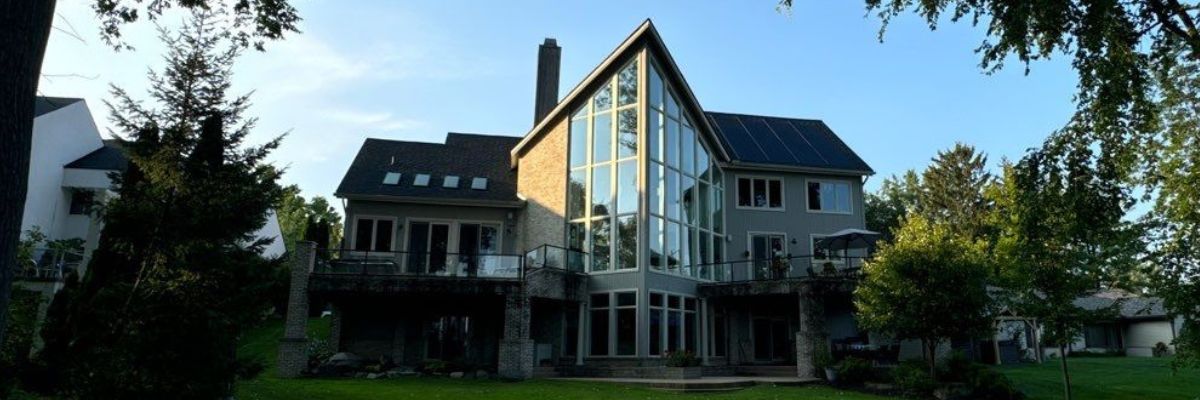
[647,290,699,357]
[734,175,786,212]
[350,215,398,252]
[804,178,853,215]
[588,289,640,358]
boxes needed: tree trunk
[0,0,58,345]
[925,338,938,380]
[1058,344,1072,400]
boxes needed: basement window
[413,174,431,187]
[382,172,401,185]
[443,175,460,188]
[471,177,488,190]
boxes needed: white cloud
[323,108,426,132]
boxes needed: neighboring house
[1069,291,1184,358]
[17,96,286,308]
[988,290,1184,365]
[281,20,875,380]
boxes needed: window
[69,189,94,215]
[566,59,639,273]
[807,180,852,213]
[443,175,459,188]
[471,177,488,190]
[413,174,431,187]
[353,217,394,252]
[736,177,784,210]
[590,291,637,357]
[382,172,401,185]
[590,293,610,356]
[649,292,698,356]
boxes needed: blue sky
[40,0,1079,205]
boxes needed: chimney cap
[542,38,558,47]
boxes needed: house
[1069,291,1184,358]
[17,96,286,347]
[279,20,876,380]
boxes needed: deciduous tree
[855,213,993,378]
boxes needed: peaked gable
[510,19,730,167]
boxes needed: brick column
[329,304,342,352]
[277,241,315,378]
[498,291,534,379]
[796,292,827,380]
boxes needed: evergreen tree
[917,143,993,240]
[35,12,284,398]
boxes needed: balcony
[696,255,868,297]
[308,247,589,300]
[15,248,84,282]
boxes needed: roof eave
[335,193,526,209]
[720,161,875,177]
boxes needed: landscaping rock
[367,373,383,379]
[475,370,490,379]
[449,371,464,378]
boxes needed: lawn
[234,318,886,400]
[235,319,1198,400]
[996,356,1200,400]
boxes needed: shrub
[663,350,699,367]
[1153,342,1170,357]
[835,356,875,386]
[892,360,937,398]
[305,337,333,369]
[419,359,449,374]
[1,290,42,396]
[966,368,1024,400]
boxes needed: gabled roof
[335,133,523,207]
[705,112,873,175]
[65,139,128,171]
[510,19,730,167]
[1073,291,1172,320]
[35,97,83,117]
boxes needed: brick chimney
[534,38,561,125]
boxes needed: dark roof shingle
[65,140,128,171]
[704,111,873,174]
[335,133,522,204]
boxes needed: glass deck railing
[15,248,84,281]
[312,248,525,279]
[688,255,869,283]
[523,244,588,274]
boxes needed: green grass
[236,320,1197,400]
[997,356,1200,400]
[234,318,886,400]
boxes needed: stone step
[736,365,797,377]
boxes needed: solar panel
[765,118,827,167]
[740,117,798,165]
[703,112,872,173]
[707,113,770,164]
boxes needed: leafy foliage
[93,0,301,51]
[855,213,993,377]
[33,11,284,399]
[1,290,40,397]
[864,170,920,243]
[277,184,342,251]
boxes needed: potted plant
[663,350,702,379]
[814,345,836,382]
[770,250,790,279]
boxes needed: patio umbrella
[814,228,881,253]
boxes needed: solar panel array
[704,112,872,173]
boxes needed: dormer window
[443,175,460,188]
[382,172,401,185]
[413,174,431,187]
[471,177,488,190]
